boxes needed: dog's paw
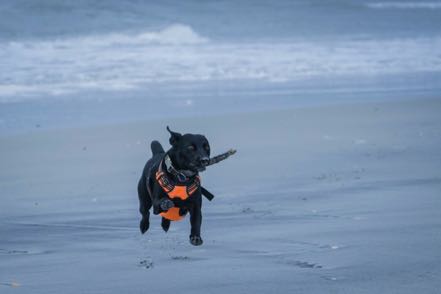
[140,217,149,234]
[161,218,170,232]
[189,235,203,246]
[160,199,174,211]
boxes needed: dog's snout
[200,157,210,166]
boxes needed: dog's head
[167,126,210,172]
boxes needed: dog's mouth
[197,166,206,172]
[189,162,207,172]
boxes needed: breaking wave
[366,2,441,9]
[1,24,441,100]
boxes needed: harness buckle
[177,172,187,182]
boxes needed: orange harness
[155,162,201,221]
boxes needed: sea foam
[1,24,441,101]
[366,2,441,9]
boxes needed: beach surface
[1,97,440,294]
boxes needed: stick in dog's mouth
[206,149,236,167]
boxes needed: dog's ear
[167,126,182,146]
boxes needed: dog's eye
[187,145,196,151]
[203,143,210,151]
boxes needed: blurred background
[1,0,441,133]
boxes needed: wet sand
[1,97,441,294]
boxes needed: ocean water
[1,0,441,133]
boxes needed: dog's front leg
[151,184,174,215]
[189,195,203,246]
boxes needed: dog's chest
[156,169,200,200]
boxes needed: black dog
[137,127,210,246]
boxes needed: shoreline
[2,74,441,136]
[1,93,440,138]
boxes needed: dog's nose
[200,157,210,166]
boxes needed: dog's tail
[151,140,165,156]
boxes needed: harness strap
[201,187,215,201]
[156,167,200,199]
[147,156,214,221]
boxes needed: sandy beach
[2,1,441,293]
[1,97,440,294]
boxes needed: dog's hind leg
[161,217,171,232]
[138,176,151,234]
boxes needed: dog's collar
[164,154,196,182]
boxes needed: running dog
[137,127,211,246]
